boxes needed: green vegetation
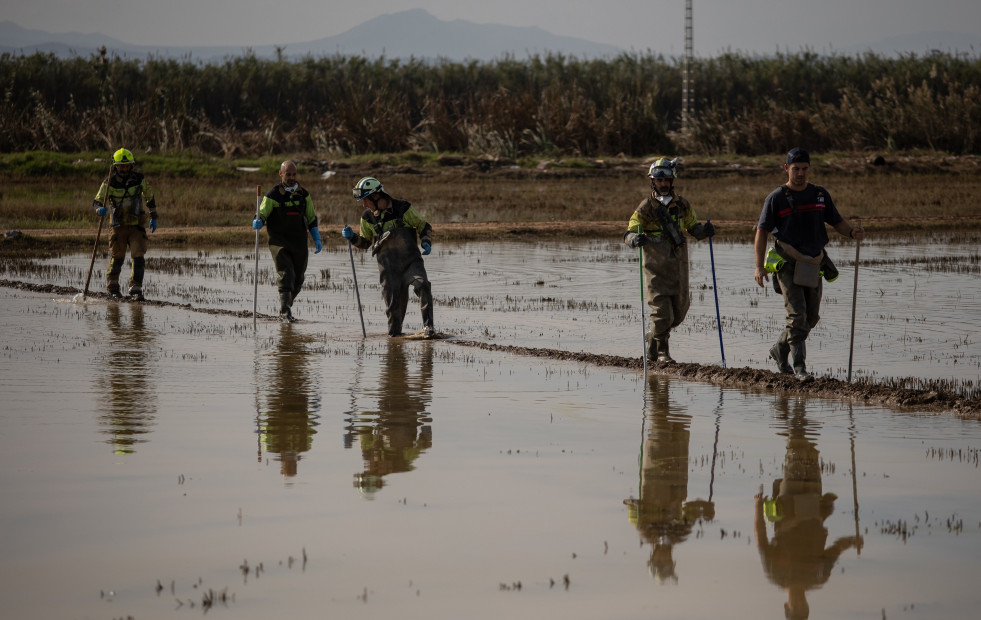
[2,49,980,158]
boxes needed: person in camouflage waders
[623,157,715,363]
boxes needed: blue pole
[707,220,726,368]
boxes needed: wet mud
[0,279,981,419]
[3,276,977,417]
[445,339,981,417]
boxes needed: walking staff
[253,185,261,328]
[707,218,726,368]
[348,230,367,338]
[847,218,862,382]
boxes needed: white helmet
[353,177,384,200]
[648,157,678,179]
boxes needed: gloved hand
[252,218,264,230]
[310,226,322,253]
[703,221,716,237]
[96,206,107,217]
[629,233,649,248]
[341,225,355,240]
[149,219,158,233]
[421,240,431,255]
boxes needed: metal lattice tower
[682,0,693,132]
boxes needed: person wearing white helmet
[624,157,715,363]
[252,160,322,322]
[92,147,159,300]
[342,176,435,338]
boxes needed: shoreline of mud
[3,278,977,418]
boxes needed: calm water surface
[1,236,979,619]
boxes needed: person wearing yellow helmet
[623,157,715,363]
[92,147,159,299]
[342,176,435,338]
[252,160,322,322]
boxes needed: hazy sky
[4,0,981,55]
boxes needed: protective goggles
[649,168,674,178]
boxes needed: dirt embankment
[4,278,977,418]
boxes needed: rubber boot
[769,342,793,374]
[655,337,674,363]
[790,342,813,382]
[129,257,145,299]
[107,281,122,299]
[279,291,295,323]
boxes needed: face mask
[284,183,298,192]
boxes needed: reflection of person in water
[99,303,157,454]
[258,325,321,477]
[352,340,434,494]
[624,376,714,583]
[754,395,862,620]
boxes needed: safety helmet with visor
[113,148,135,165]
[648,157,677,179]
[353,177,384,201]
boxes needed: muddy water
[1,236,979,619]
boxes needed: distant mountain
[0,10,623,63]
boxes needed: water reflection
[754,395,863,619]
[348,341,434,495]
[624,376,715,583]
[97,303,157,454]
[257,324,321,477]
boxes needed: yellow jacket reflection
[624,377,713,583]
[353,341,434,494]
[754,396,862,620]
[99,304,157,454]
[258,326,320,476]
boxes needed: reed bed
[2,49,980,158]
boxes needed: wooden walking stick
[82,162,114,299]
[636,225,648,376]
[847,218,862,382]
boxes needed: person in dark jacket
[753,148,865,380]
[341,176,435,338]
[252,160,322,322]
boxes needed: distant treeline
[3,48,980,157]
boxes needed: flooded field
[1,234,980,619]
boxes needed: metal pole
[253,185,261,329]
[348,234,367,338]
[707,219,725,368]
[637,226,648,376]
[847,218,861,382]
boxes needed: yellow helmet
[112,148,135,165]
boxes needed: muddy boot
[107,282,122,299]
[423,326,436,339]
[655,338,674,364]
[790,342,813,382]
[128,283,144,301]
[279,292,295,323]
[769,342,793,374]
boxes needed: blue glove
[96,206,107,217]
[341,225,354,240]
[310,226,322,253]
[252,218,264,230]
[149,219,157,233]
[421,240,432,255]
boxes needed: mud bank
[4,277,977,417]
[446,340,981,418]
